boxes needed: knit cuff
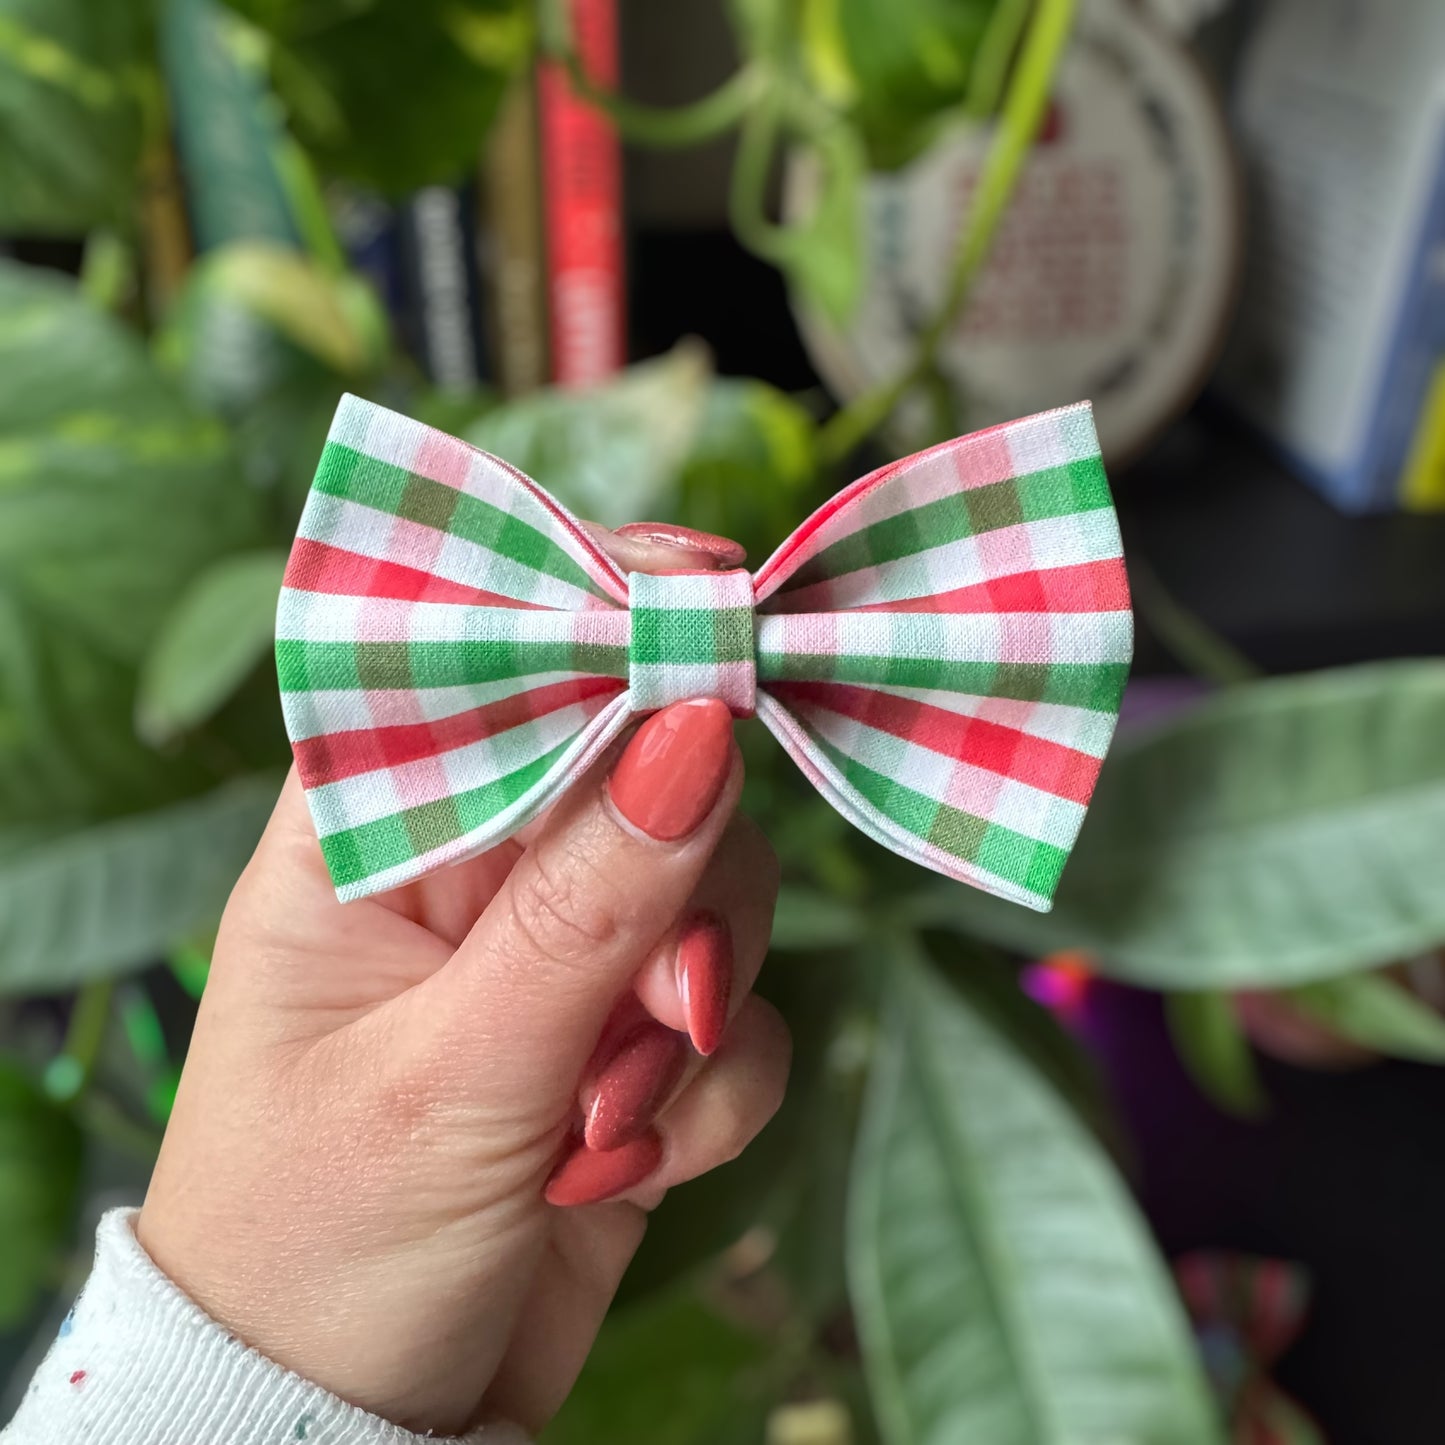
[3,1209,529,1445]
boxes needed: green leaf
[926,945,1124,1153]
[1166,990,1265,1116]
[728,0,789,60]
[848,955,1221,1445]
[929,662,1445,989]
[824,0,996,165]
[0,1063,82,1326]
[0,774,279,995]
[157,241,391,503]
[542,1285,771,1445]
[136,549,288,745]
[0,261,260,664]
[0,0,151,233]
[226,0,530,194]
[771,885,868,950]
[0,261,264,819]
[465,343,712,528]
[165,242,389,379]
[1289,972,1445,1064]
[677,378,820,563]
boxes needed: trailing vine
[538,0,1079,464]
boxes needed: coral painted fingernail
[584,1022,689,1151]
[615,523,747,567]
[544,1131,664,1206]
[677,913,732,1056]
[608,699,734,841]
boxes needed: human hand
[135,524,788,1438]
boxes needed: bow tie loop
[628,569,757,717]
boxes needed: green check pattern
[629,570,756,713]
[279,394,1133,908]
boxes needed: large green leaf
[136,549,288,745]
[848,956,1220,1445]
[0,261,257,665]
[157,241,389,505]
[0,1063,82,1326]
[927,663,1445,989]
[0,0,152,233]
[465,343,712,528]
[224,0,530,194]
[543,1286,771,1445]
[0,774,279,995]
[771,885,868,950]
[0,261,263,819]
[162,242,389,385]
[809,0,997,166]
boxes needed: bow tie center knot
[627,569,757,717]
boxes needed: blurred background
[1,0,1443,1441]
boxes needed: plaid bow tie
[277,394,1132,909]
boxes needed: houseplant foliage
[0,1,1442,1440]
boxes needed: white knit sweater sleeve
[2,1209,529,1445]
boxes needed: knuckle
[714,1007,792,1165]
[507,843,620,966]
[724,814,781,897]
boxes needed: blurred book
[395,183,490,393]
[330,182,490,393]
[330,185,404,319]
[1214,0,1445,513]
[537,0,625,386]
[483,74,550,396]
[160,0,300,251]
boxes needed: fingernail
[677,913,732,1056]
[544,1131,663,1206]
[584,1022,689,1151]
[615,523,747,567]
[608,699,734,841]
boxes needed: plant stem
[1129,561,1261,686]
[46,980,114,1103]
[557,52,765,148]
[963,0,1035,119]
[728,80,787,260]
[930,0,1074,349]
[539,0,762,151]
[79,231,133,312]
[817,0,1077,466]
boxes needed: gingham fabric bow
[277,394,1133,909]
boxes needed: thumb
[401,697,741,1120]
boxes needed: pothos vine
[537,0,1079,467]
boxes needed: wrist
[20,1209,525,1445]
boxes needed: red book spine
[537,0,625,387]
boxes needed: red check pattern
[278,394,1132,907]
